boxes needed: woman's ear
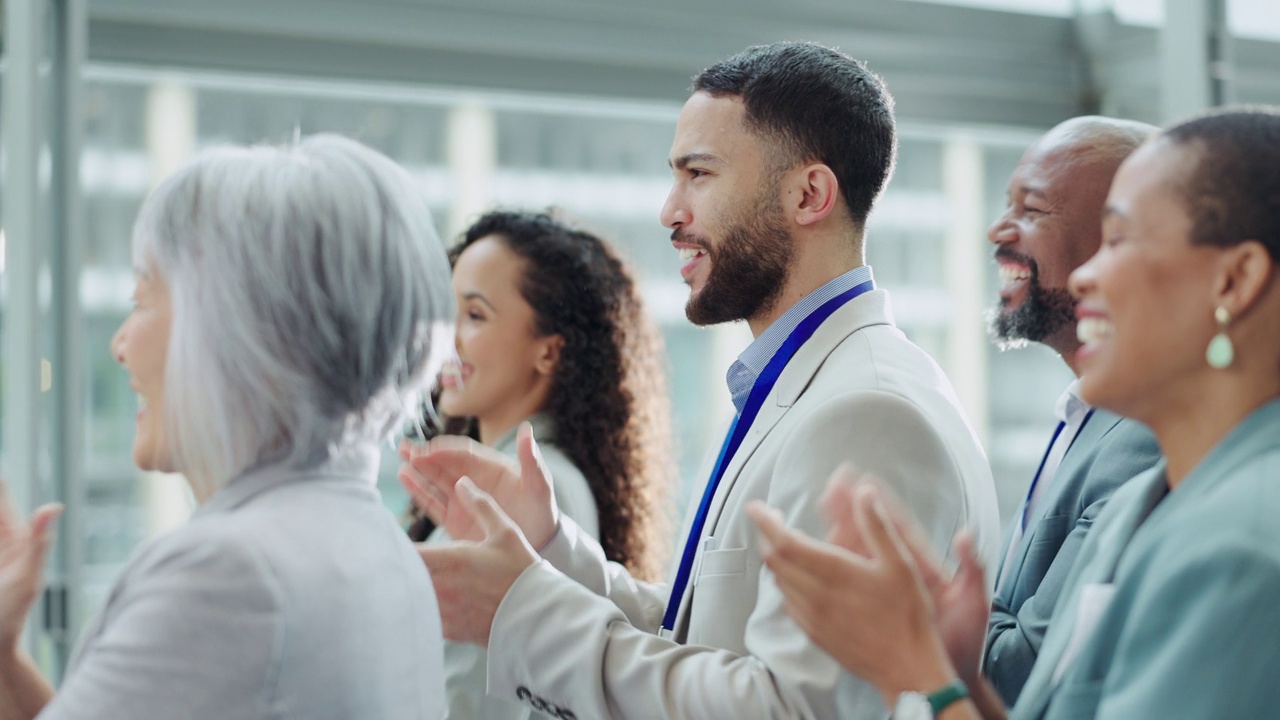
[1215,240,1275,318]
[534,334,564,376]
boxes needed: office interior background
[1,0,1277,677]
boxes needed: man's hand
[417,477,540,647]
[399,422,560,548]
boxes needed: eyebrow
[669,152,724,170]
[1101,205,1126,221]
[460,291,497,312]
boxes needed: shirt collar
[726,265,874,414]
[1054,378,1091,428]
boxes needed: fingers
[747,500,859,598]
[416,435,519,493]
[851,486,915,578]
[28,504,63,545]
[12,504,63,607]
[745,500,789,553]
[857,478,947,591]
[515,423,553,498]
[454,477,519,544]
[821,470,863,553]
[398,464,448,523]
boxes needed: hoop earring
[1206,306,1234,370]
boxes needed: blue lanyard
[1018,410,1093,531]
[660,279,874,634]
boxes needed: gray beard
[987,281,1077,351]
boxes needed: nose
[987,211,1015,247]
[1068,251,1099,300]
[660,185,689,230]
[110,321,126,365]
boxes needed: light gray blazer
[431,416,598,720]
[481,289,1001,719]
[985,410,1161,704]
[1013,398,1280,720]
[40,450,445,720]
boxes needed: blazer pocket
[690,547,751,653]
[698,547,746,578]
[1029,514,1071,548]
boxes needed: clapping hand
[748,466,990,704]
[416,477,539,647]
[0,480,62,652]
[399,422,561,549]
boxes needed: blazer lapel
[672,291,894,630]
[999,410,1121,594]
[704,290,894,534]
[1013,464,1169,719]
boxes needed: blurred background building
[2,0,1278,677]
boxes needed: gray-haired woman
[0,135,451,719]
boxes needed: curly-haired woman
[402,209,675,719]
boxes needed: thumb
[455,477,519,543]
[515,424,552,499]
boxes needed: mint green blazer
[1014,398,1280,719]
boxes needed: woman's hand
[747,473,960,706]
[821,474,992,688]
[0,481,62,652]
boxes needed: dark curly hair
[414,210,674,582]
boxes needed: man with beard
[982,116,1163,705]
[403,41,1000,719]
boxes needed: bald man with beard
[981,116,1164,704]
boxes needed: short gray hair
[133,134,453,497]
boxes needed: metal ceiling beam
[86,0,1085,128]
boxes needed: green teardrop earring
[1206,306,1234,370]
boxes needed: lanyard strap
[660,280,874,634]
[1018,410,1094,531]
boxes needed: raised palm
[399,424,559,548]
[0,481,62,650]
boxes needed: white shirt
[997,379,1091,591]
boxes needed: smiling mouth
[998,264,1032,287]
[1076,316,1114,345]
[439,362,470,389]
[677,247,707,262]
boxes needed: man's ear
[1214,240,1275,319]
[534,334,564,376]
[789,163,840,227]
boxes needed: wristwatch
[892,680,969,719]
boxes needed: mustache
[994,247,1039,277]
[671,227,710,250]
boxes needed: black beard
[987,276,1077,350]
[683,193,793,327]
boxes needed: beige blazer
[478,289,1000,720]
